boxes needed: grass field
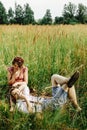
[0,25,87,130]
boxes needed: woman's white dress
[16,86,44,113]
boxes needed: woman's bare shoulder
[7,66,14,73]
[22,66,28,72]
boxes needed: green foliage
[76,3,87,23]
[0,1,87,24]
[54,2,87,24]
[62,2,77,24]
[63,2,76,18]
[54,16,64,24]
[23,3,35,25]
[0,1,7,24]
[41,9,52,25]
[14,4,24,24]
[7,7,15,24]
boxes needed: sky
[0,0,87,19]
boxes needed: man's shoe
[67,71,80,88]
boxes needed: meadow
[0,25,87,130]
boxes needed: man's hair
[12,57,24,67]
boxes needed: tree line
[0,1,87,25]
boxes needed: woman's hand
[10,70,21,84]
[13,70,20,78]
[12,82,21,87]
[13,82,27,87]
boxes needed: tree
[14,3,24,24]
[7,7,15,24]
[76,3,87,23]
[63,2,77,24]
[54,16,64,24]
[23,3,35,24]
[41,9,52,25]
[0,1,7,24]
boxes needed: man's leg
[51,74,69,96]
[51,74,69,87]
[65,71,81,111]
[68,85,82,111]
[51,71,82,111]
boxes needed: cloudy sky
[0,0,87,19]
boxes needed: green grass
[0,24,87,130]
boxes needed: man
[16,71,82,113]
[43,71,82,111]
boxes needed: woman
[7,56,32,113]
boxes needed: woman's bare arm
[23,67,28,84]
[7,71,16,86]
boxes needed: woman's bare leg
[11,89,32,113]
[19,94,32,113]
[9,96,14,112]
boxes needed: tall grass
[0,25,87,129]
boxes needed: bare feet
[76,106,82,112]
[10,107,14,112]
[27,106,33,113]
